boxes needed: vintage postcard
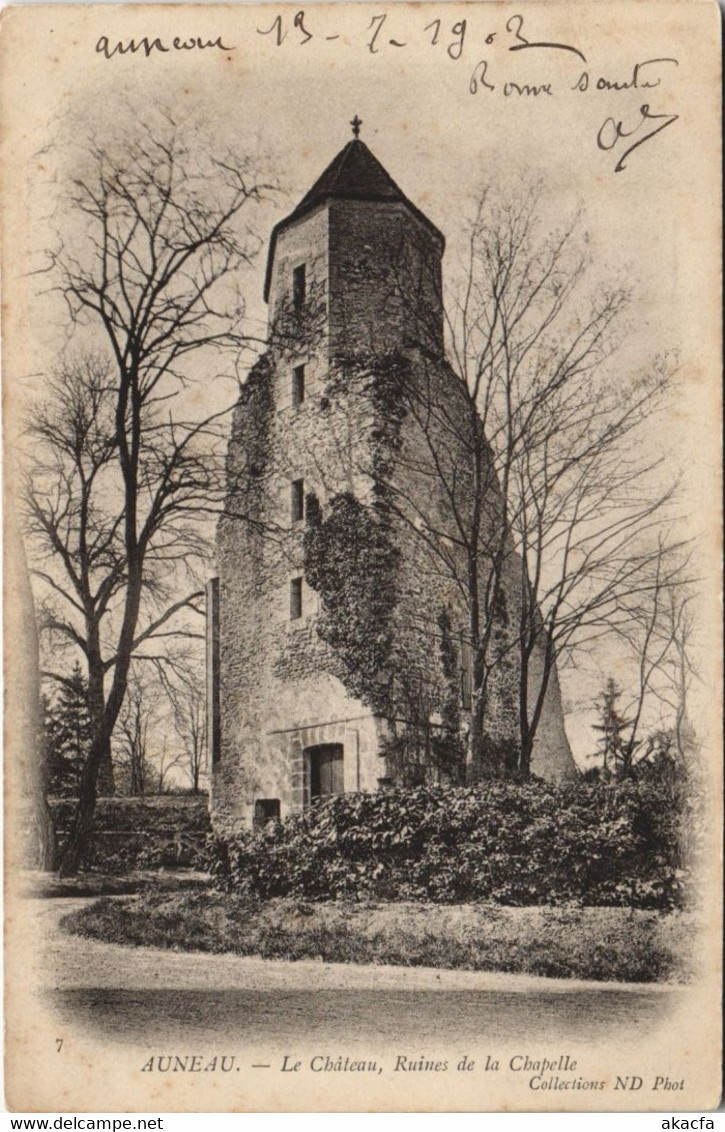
[1,0,722,1114]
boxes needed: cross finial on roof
[350,114,363,139]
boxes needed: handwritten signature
[596,103,679,172]
[468,53,679,170]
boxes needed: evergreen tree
[45,663,91,797]
[592,677,636,779]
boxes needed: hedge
[51,795,211,871]
[206,780,691,910]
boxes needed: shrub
[63,893,694,983]
[205,780,690,910]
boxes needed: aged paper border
[1,1,722,1112]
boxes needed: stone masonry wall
[213,185,576,832]
[328,199,444,356]
[215,199,393,826]
[382,351,576,779]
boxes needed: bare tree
[115,671,154,796]
[652,581,699,766]
[153,739,185,795]
[608,546,697,775]
[167,666,208,794]
[113,667,181,796]
[23,119,276,873]
[380,181,680,779]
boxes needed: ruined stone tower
[209,132,576,831]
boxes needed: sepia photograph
[1,1,721,1113]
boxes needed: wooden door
[309,744,344,801]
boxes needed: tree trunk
[87,649,114,795]
[57,733,107,876]
[64,592,140,873]
[466,673,486,783]
[97,738,115,795]
[519,651,532,779]
[519,632,555,779]
[465,533,486,783]
[59,637,135,874]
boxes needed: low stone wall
[50,795,211,872]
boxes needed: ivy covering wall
[302,350,473,781]
[304,490,400,716]
[326,349,409,486]
[225,354,275,522]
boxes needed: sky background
[2,1,721,762]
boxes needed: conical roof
[264,139,443,301]
[292,139,412,216]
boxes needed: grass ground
[61,888,697,983]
